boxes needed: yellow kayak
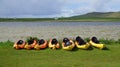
[62,40,75,50]
[89,40,105,49]
[75,41,90,49]
[48,39,60,50]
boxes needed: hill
[57,11,120,22]
[70,12,120,18]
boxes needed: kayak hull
[89,40,105,49]
[75,41,90,49]
[62,40,75,51]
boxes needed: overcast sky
[0,0,120,18]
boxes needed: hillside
[71,12,120,18]
[58,11,120,22]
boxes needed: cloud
[62,0,120,17]
[0,0,64,17]
[91,0,111,12]
[0,0,120,18]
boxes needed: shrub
[26,36,39,43]
[99,38,117,45]
[116,39,120,44]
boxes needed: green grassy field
[0,40,120,67]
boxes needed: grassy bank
[58,17,120,22]
[0,18,120,22]
[0,39,120,67]
[0,18,55,22]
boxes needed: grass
[0,18,55,22]
[58,17,120,22]
[1,17,120,22]
[0,39,120,67]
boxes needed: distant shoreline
[0,18,120,22]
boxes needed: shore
[0,24,120,42]
[1,18,120,22]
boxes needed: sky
[0,0,120,18]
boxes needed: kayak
[34,40,47,50]
[75,41,90,49]
[24,44,31,50]
[13,41,26,49]
[24,40,37,50]
[48,39,60,49]
[62,40,75,50]
[30,40,37,49]
[89,40,105,49]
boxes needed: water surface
[0,22,120,41]
[0,22,120,27]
